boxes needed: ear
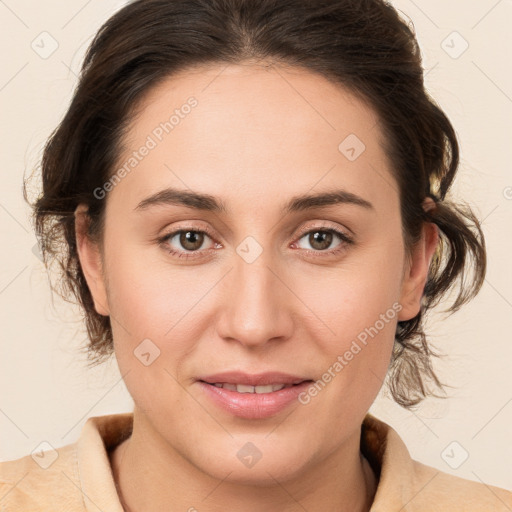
[397,198,439,322]
[74,204,110,316]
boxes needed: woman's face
[78,62,436,483]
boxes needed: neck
[110,410,377,512]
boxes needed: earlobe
[74,204,110,316]
[397,220,439,322]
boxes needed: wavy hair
[24,0,486,408]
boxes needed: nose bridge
[216,244,293,348]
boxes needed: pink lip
[196,372,313,419]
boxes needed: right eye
[158,228,219,259]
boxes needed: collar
[75,411,422,511]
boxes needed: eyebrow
[134,187,374,214]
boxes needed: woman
[1,0,510,510]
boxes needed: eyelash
[157,224,354,260]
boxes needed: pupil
[311,231,332,250]
[181,231,203,250]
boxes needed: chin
[185,437,313,486]
[207,457,309,487]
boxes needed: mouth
[196,372,315,419]
[201,381,311,394]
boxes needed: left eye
[162,230,214,254]
[295,228,351,252]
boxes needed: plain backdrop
[1,0,511,491]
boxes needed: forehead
[109,62,397,215]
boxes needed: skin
[75,61,438,511]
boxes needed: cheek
[296,271,399,387]
[106,221,404,366]
[104,242,226,406]
[292,237,404,393]
[105,240,209,337]
[296,235,404,338]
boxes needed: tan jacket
[0,412,510,511]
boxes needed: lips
[196,371,314,419]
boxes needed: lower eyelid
[160,229,216,251]
[159,226,352,257]
[294,228,352,251]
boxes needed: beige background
[1,0,511,492]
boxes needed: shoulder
[0,441,85,512]
[362,413,512,511]
[0,412,132,512]
[408,458,512,511]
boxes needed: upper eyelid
[294,222,351,238]
[160,222,352,248]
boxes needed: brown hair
[24,0,486,409]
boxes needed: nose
[215,251,295,350]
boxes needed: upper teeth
[212,383,291,393]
